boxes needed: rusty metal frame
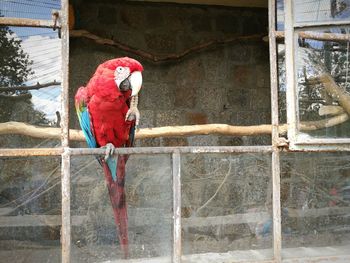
[269,0,281,262]
[0,0,349,262]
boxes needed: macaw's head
[103,57,143,97]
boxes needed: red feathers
[84,57,142,147]
[75,57,143,258]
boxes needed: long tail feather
[102,155,128,258]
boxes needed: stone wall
[69,0,270,147]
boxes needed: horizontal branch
[319,73,350,115]
[0,115,348,142]
[0,81,61,92]
[0,17,58,28]
[274,31,350,42]
[319,105,345,116]
[70,29,264,63]
[0,93,32,100]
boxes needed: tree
[0,25,33,90]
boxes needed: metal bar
[269,0,280,148]
[294,19,350,29]
[172,151,181,263]
[269,0,282,262]
[61,148,71,263]
[68,146,274,155]
[0,148,63,157]
[0,17,58,28]
[285,0,298,149]
[283,254,350,263]
[295,138,350,145]
[272,151,281,263]
[60,2,69,148]
[60,1,70,262]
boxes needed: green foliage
[0,25,33,89]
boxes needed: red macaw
[75,57,143,258]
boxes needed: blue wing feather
[80,108,97,148]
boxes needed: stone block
[155,110,186,126]
[190,14,213,32]
[249,88,271,111]
[226,45,252,65]
[138,110,155,128]
[241,15,267,35]
[215,15,241,35]
[186,112,208,125]
[145,8,164,28]
[250,45,270,64]
[162,137,188,147]
[227,88,250,109]
[174,85,197,109]
[236,110,257,125]
[218,136,244,146]
[134,138,161,147]
[120,8,146,28]
[187,135,219,146]
[98,6,117,25]
[256,64,270,88]
[232,65,257,88]
[140,83,175,110]
[145,33,177,53]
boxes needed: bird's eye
[116,66,124,73]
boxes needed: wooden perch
[0,93,32,100]
[0,115,348,141]
[319,105,345,116]
[70,30,264,63]
[274,31,350,42]
[0,81,61,92]
[300,113,349,131]
[319,73,350,115]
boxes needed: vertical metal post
[61,0,69,148]
[269,0,282,262]
[285,0,297,146]
[272,151,281,262]
[61,150,71,263]
[172,151,181,263]
[60,0,70,262]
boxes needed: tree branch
[318,73,350,116]
[0,93,32,100]
[70,29,264,63]
[0,116,348,141]
[0,81,61,92]
[274,31,350,42]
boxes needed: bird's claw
[103,143,115,161]
[125,106,140,127]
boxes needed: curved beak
[129,71,142,96]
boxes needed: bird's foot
[125,95,140,128]
[125,106,140,127]
[102,143,115,161]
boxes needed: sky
[1,0,62,122]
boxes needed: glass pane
[0,0,60,20]
[278,43,287,128]
[0,157,61,262]
[71,154,172,262]
[294,0,350,24]
[296,27,350,139]
[281,152,350,259]
[277,0,285,31]
[181,153,273,261]
[0,26,61,148]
